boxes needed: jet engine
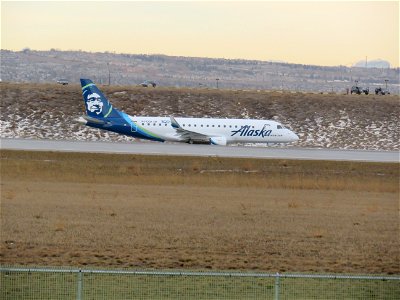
[210,136,227,146]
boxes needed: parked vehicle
[57,79,69,85]
[375,87,390,95]
[351,86,369,95]
[140,80,157,88]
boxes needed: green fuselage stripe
[135,123,161,139]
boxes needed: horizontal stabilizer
[82,115,108,125]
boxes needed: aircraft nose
[290,131,299,142]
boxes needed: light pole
[216,78,219,89]
[384,79,388,91]
[107,62,111,85]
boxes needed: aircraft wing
[170,116,210,142]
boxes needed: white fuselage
[130,116,299,144]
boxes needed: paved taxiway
[1,138,398,162]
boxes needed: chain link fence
[1,266,399,299]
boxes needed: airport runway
[1,138,398,162]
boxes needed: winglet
[170,116,180,129]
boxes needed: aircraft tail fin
[80,79,121,119]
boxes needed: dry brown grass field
[1,150,399,275]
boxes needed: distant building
[353,59,390,69]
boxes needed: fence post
[274,272,280,300]
[76,270,83,300]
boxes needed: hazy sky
[1,1,399,67]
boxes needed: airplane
[77,79,299,146]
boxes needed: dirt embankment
[0,82,399,150]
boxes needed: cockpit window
[277,125,282,129]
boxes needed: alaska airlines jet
[77,79,299,145]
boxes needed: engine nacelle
[210,136,227,146]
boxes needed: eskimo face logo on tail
[86,93,103,115]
